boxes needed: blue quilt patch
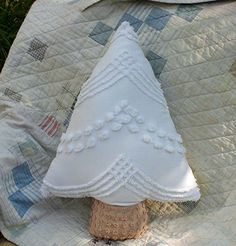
[145,8,172,31]
[8,190,34,218]
[89,22,113,46]
[12,162,34,189]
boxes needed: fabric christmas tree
[42,22,200,240]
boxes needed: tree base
[89,199,148,241]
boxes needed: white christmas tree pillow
[42,22,200,206]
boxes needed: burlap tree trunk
[89,200,148,240]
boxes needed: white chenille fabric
[42,22,200,206]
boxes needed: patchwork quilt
[0,0,235,245]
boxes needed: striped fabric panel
[38,115,60,137]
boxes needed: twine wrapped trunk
[89,200,148,240]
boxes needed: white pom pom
[119,100,129,108]
[128,124,139,133]
[111,122,123,132]
[125,106,138,117]
[142,134,152,144]
[74,143,84,152]
[136,115,145,124]
[98,130,109,140]
[117,114,132,124]
[165,144,174,153]
[147,123,156,133]
[177,146,186,154]
[167,134,175,141]
[84,126,93,136]
[157,129,166,138]
[94,120,104,130]
[153,139,163,149]
[105,112,114,122]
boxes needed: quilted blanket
[0,0,235,245]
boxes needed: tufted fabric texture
[0,0,236,245]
